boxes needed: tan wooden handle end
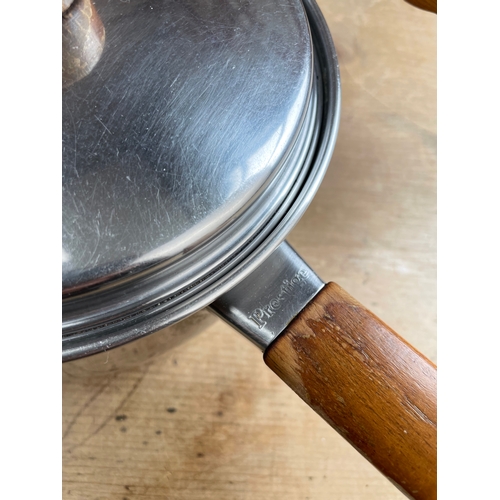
[404,0,437,14]
[264,282,436,500]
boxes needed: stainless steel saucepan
[62,0,436,498]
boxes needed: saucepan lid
[62,0,340,359]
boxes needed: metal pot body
[63,310,216,377]
[62,0,341,363]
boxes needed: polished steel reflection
[63,85,317,333]
[63,0,340,361]
[211,243,324,350]
[63,310,216,377]
[63,0,312,296]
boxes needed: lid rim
[63,78,317,333]
[63,0,341,361]
[62,0,314,299]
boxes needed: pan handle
[404,0,437,13]
[211,243,436,500]
[264,282,436,500]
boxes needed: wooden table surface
[62,0,436,498]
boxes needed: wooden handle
[404,0,437,14]
[62,0,105,88]
[264,282,436,500]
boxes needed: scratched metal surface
[62,0,344,363]
[62,0,312,296]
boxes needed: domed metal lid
[64,0,311,288]
[62,0,341,355]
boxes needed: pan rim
[62,0,341,362]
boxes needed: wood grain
[264,282,437,500]
[62,0,436,498]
